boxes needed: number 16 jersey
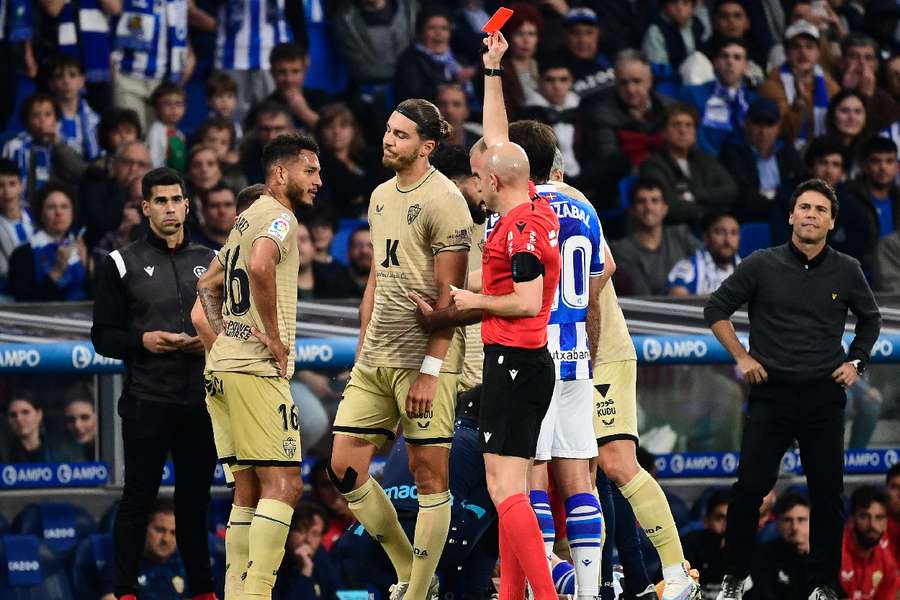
[206,194,300,378]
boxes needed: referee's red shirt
[481,195,561,348]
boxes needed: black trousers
[723,377,846,592]
[114,400,218,597]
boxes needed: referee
[704,179,881,600]
[92,168,218,600]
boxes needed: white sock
[566,493,603,598]
[662,562,689,581]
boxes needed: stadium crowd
[1,0,900,599]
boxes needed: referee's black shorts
[479,344,555,458]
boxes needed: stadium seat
[331,218,368,266]
[70,534,112,600]
[739,222,772,258]
[98,501,118,534]
[12,503,97,557]
[0,534,74,600]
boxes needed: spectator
[186,145,224,201]
[332,0,417,87]
[45,55,101,162]
[0,159,32,300]
[582,50,673,209]
[309,212,336,264]
[667,212,740,296]
[2,93,63,204]
[394,7,475,104]
[611,177,701,296]
[502,3,544,96]
[345,227,373,296]
[884,55,900,114]
[239,102,294,184]
[195,117,246,192]
[590,0,657,56]
[80,140,151,249]
[558,8,615,99]
[244,43,332,133]
[886,465,900,564]
[314,103,385,219]
[99,499,188,600]
[840,486,899,600]
[838,136,900,274]
[192,184,236,251]
[8,184,87,302]
[758,19,839,149]
[273,502,342,600]
[863,0,900,59]
[94,108,143,172]
[838,33,900,133]
[92,179,143,263]
[638,102,738,226]
[205,72,243,141]
[109,0,191,130]
[62,385,97,461]
[311,221,363,300]
[642,0,705,73]
[701,1,767,79]
[436,84,482,150]
[682,490,729,598]
[211,0,294,121]
[308,460,353,551]
[448,0,489,67]
[297,221,317,299]
[720,98,805,222]
[825,89,870,177]
[146,82,187,172]
[681,37,757,154]
[748,493,812,600]
[522,58,583,182]
[3,391,69,463]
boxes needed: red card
[482,7,514,33]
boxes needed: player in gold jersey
[329,99,473,600]
[194,134,322,600]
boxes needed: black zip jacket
[91,228,215,414]
[704,243,881,382]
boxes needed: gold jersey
[358,167,474,371]
[551,181,636,364]
[206,195,300,378]
[457,221,486,392]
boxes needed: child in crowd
[195,116,246,191]
[643,0,705,71]
[0,159,32,300]
[147,82,187,172]
[45,55,101,161]
[205,71,243,141]
[2,93,61,205]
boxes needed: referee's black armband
[511,252,544,283]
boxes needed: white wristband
[420,355,443,377]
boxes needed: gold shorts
[593,359,639,445]
[333,363,458,448]
[205,371,301,468]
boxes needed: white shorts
[535,379,598,461]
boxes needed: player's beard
[285,178,310,208]
[466,196,488,225]
[382,147,418,171]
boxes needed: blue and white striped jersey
[666,247,739,295]
[538,184,604,380]
[111,0,188,81]
[215,0,293,71]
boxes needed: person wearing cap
[557,7,615,99]
[758,19,839,149]
[642,0,706,73]
[720,97,805,222]
[680,36,758,154]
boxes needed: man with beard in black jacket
[91,167,218,600]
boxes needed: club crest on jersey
[268,216,290,241]
[194,265,207,278]
[407,204,422,224]
[283,438,297,459]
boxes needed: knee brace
[327,460,359,494]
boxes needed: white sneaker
[661,576,701,600]
[715,575,746,600]
[635,584,658,598]
[389,582,409,600]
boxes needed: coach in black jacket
[704,179,881,600]
[91,168,218,600]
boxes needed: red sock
[498,494,556,600]
[499,519,525,600]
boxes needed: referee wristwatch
[850,359,865,375]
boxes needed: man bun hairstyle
[262,133,320,173]
[788,178,839,218]
[395,98,453,142]
[430,144,473,179]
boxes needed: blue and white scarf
[701,81,749,133]
[31,230,87,301]
[780,62,828,148]
[113,0,188,81]
[414,42,474,97]
[57,0,111,83]
[60,98,101,161]
[2,132,52,205]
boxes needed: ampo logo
[722,453,738,473]
[57,464,72,484]
[669,454,685,474]
[194,265,207,278]
[885,450,898,468]
[870,338,894,358]
[643,339,663,362]
[2,465,16,485]
[72,345,93,369]
[654,456,668,473]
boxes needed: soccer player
[328,99,474,600]
[195,133,322,599]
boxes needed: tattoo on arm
[198,288,224,335]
